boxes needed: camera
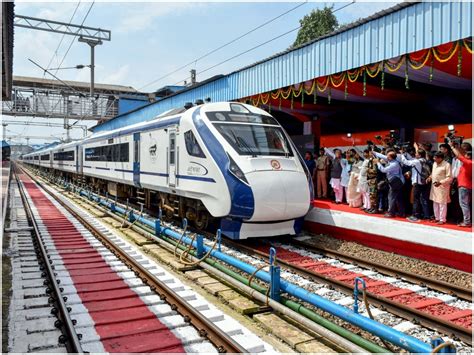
[444,125,463,146]
[374,131,409,152]
[366,140,381,153]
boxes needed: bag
[413,159,431,185]
[389,177,404,190]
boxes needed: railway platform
[3,164,473,353]
[305,200,473,273]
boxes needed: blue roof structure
[93,1,472,133]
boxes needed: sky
[7,1,398,144]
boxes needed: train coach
[23,102,313,239]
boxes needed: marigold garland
[316,77,329,92]
[385,56,405,72]
[260,92,270,105]
[292,84,303,98]
[304,79,316,95]
[404,55,410,90]
[366,63,381,78]
[242,39,468,107]
[463,39,472,54]
[329,72,345,88]
[432,41,459,63]
[347,68,361,83]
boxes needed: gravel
[300,234,472,289]
[198,234,473,352]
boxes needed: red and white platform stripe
[305,201,473,272]
[18,170,276,353]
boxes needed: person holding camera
[401,143,431,222]
[449,141,472,227]
[324,148,344,203]
[427,151,452,225]
[374,151,405,218]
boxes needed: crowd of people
[304,138,472,227]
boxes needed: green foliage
[292,6,339,48]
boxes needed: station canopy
[239,39,472,128]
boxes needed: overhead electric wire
[138,1,308,91]
[21,2,82,138]
[53,1,95,77]
[44,1,82,78]
[172,1,356,86]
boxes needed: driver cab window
[184,130,206,158]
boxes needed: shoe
[367,208,377,214]
[384,213,395,218]
[436,221,445,225]
[407,216,420,222]
[360,207,366,211]
[398,214,406,218]
[431,219,440,223]
[457,222,472,228]
[378,209,384,214]
[335,201,341,204]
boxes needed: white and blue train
[23,102,313,239]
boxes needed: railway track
[223,238,473,346]
[290,238,472,302]
[19,164,472,352]
[12,165,251,353]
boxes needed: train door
[76,146,83,175]
[168,129,176,187]
[133,133,140,186]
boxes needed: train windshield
[212,122,293,157]
[207,111,279,125]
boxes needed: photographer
[400,143,431,222]
[374,151,405,218]
[449,141,472,227]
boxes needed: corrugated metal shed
[94,1,472,132]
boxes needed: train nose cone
[245,170,310,221]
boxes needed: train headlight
[227,154,249,185]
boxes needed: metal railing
[2,87,118,120]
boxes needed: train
[22,102,313,239]
[2,140,11,162]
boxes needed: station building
[90,2,474,272]
[92,2,472,154]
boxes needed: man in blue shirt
[400,143,430,222]
[374,151,405,218]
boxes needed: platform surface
[304,199,473,272]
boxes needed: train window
[184,130,205,158]
[85,142,129,162]
[169,134,175,165]
[213,123,293,157]
[53,151,74,161]
[41,154,49,160]
[207,111,279,125]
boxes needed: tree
[292,6,339,48]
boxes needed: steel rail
[21,165,472,347]
[290,238,472,302]
[13,166,84,353]
[225,240,473,345]
[19,165,246,354]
